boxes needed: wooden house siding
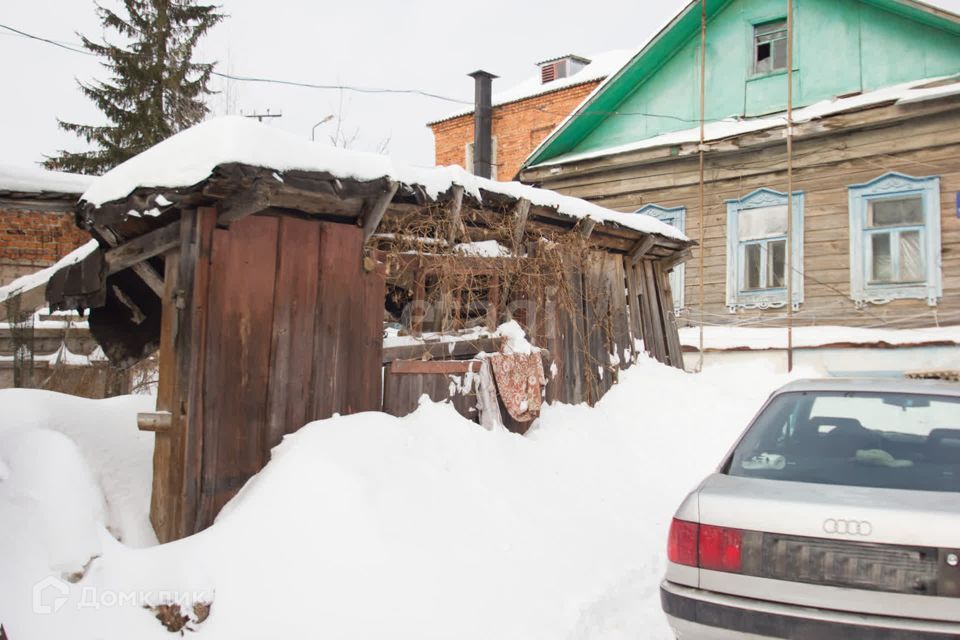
[523,101,960,328]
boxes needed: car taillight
[667,518,698,567]
[667,518,744,573]
[699,524,743,572]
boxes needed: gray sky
[3,0,960,171]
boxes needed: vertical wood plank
[265,217,322,448]
[657,263,685,369]
[196,215,279,529]
[173,207,216,539]
[150,251,178,542]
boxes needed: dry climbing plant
[370,200,625,405]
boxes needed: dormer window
[754,20,787,75]
[537,55,591,84]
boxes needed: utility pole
[786,0,795,373]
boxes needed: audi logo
[823,518,873,536]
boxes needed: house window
[754,20,787,75]
[636,204,685,310]
[465,137,498,175]
[726,188,804,310]
[848,173,942,306]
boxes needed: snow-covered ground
[0,357,811,639]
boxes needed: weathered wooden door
[152,212,384,541]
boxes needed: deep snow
[0,357,810,639]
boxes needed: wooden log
[391,359,482,374]
[137,411,173,432]
[446,184,465,245]
[511,198,531,251]
[217,180,277,224]
[578,218,597,239]
[104,221,180,275]
[361,181,400,241]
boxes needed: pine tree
[45,0,224,175]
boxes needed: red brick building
[428,51,631,181]
[0,164,91,286]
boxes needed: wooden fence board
[381,366,478,418]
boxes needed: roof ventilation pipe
[467,70,497,179]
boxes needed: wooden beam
[361,181,400,241]
[446,185,465,246]
[391,359,482,375]
[95,225,165,297]
[628,235,657,264]
[104,221,180,275]
[511,198,531,250]
[662,247,693,272]
[382,336,504,364]
[217,180,277,224]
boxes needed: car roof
[775,377,960,397]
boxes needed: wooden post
[168,207,216,540]
[150,250,179,542]
[624,258,643,358]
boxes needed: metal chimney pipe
[468,70,497,179]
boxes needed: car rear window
[726,390,960,492]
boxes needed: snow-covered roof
[428,49,635,125]
[0,162,93,196]
[529,74,960,167]
[80,116,688,242]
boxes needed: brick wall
[429,81,602,182]
[0,207,90,285]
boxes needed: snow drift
[0,358,807,639]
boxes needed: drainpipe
[468,70,497,179]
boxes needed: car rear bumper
[661,580,960,640]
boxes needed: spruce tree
[45,0,223,175]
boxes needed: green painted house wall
[527,0,960,166]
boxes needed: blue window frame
[636,204,685,310]
[848,172,942,307]
[725,188,804,310]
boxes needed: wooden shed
[45,117,693,542]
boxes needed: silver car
[661,378,960,639]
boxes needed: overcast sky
[4,0,960,172]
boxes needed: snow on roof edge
[0,162,94,197]
[80,116,689,243]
